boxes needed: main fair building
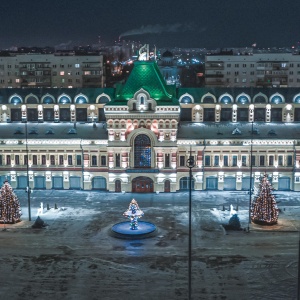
[0,61,300,192]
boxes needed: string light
[251,174,279,225]
[0,181,22,224]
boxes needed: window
[116,154,120,167]
[268,156,274,166]
[41,155,46,165]
[204,155,210,166]
[60,64,64,68]
[278,155,283,166]
[242,155,247,166]
[6,155,11,165]
[24,155,28,165]
[287,155,293,166]
[59,155,64,165]
[223,155,229,167]
[251,155,255,166]
[32,155,37,165]
[179,155,185,167]
[259,156,265,166]
[101,155,106,166]
[15,79,20,83]
[134,134,151,168]
[50,155,55,165]
[91,155,97,166]
[0,155,2,165]
[232,155,237,167]
[15,155,20,165]
[76,155,82,166]
[235,64,239,67]
[165,154,170,168]
[243,64,246,67]
[68,155,72,165]
[227,64,231,67]
[250,64,254,68]
[214,155,219,166]
[60,71,65,76]
[75,64,80,68]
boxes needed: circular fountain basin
[110,221,157,239]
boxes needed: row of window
[201,154,293,167]
[0,154,107,167]
[0,153,295,169]
[0,63,90,70]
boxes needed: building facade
[0,53,104,88]
[0,60,300,192]
[205,53,300,88]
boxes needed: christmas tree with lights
[0,181,22,224]
[251,174,278,225]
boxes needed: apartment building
[0,52,105,88]
[205,53,300,88]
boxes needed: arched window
[180,96,192,104]
[75,95,88,104]
[293,95,300,103]
[236,94,250,104]
[254,94,267,103]
[219,95,233,104]
[134,134,151,168]
[270,94,284,104]
[42,95,55,104]
[98,96,110,103]
[26,95,39,104]
[9,95,22,104]
[58,95,71,104]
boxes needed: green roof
[111,61,178,105]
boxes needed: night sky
[1,0,300,49]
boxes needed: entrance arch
[132,176,154,193]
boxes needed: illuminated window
[134,134,151,168]
[75,64,80,68]
[60,71,65,76]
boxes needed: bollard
[55,203,58,210]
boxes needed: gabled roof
[111,61,178,105]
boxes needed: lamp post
[186,146,195,300]
[248,121,254,232]
[25,121,31,221]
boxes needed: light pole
[186,146,195,300]
[248,121,254,232]
[25,121,31,221]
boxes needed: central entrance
[132,176,154,193]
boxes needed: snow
[0,190,299,299]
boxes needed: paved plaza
[0,190,299,300]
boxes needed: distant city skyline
[1,0,300,49]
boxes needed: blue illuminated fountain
[111,199,156,239]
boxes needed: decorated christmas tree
[0,181,22,224]
[251,174,278,225]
